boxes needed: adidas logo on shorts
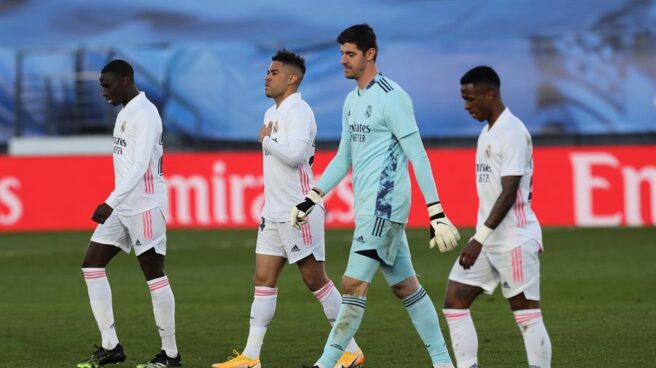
[135,240,142,246]
[355,235,365,243]
[503,281,510,288]
[291,245,300,252]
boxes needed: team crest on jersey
[273,121,279,133]
[365,105,372,118]
[121,121,127,132]
[485,144,492,158]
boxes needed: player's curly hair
[272,49,306,76]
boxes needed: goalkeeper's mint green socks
[317,295,366,367]
[403,286,452,365]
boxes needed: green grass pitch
[0,227,654,367]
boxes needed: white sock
[82,268,119,350]
[443,309,478,368]
[514,309,552,368]
[313,280,360,354]
[148,276,178,358]
[242,286,277,359]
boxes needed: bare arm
[459,175,521,269]
[483,175,521,229]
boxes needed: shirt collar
[358,73,384,96]
[122,91,146,113]
[276,92,301,110]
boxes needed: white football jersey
[106,92,167,216]
[261,92,317,222]
[475,108,541,252]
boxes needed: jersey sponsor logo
[350,123,371,143]
[113,137,127,146]
[291,245,300,252]
[113,136,127,155]
[476,163,492,183]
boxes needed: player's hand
[259,121,273,143]
[459,239,483,269]
[91,202,113,224]
[290,188,323,230]
[428,202,460,252]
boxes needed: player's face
[461,83,493,122]
[265,61,291,99]
[340,42,368,80]
[99,72,128,106]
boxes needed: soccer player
[292,24,460,368]
[442,66,552,368]
[77,59,181,368]
[211,49,364,368]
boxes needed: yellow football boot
[212,350,261,368]
[334,348,364,368]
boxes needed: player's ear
[288,73,299,86]
[365,48,376,62]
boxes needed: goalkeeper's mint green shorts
[344,216,416,286]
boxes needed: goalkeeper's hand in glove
[290,188,323,230]
[428,202,460,252]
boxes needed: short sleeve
[500,130,529,176]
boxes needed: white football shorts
[448,239,542,300]
[256,206,325,264]
[91,208,167,256]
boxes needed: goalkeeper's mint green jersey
[317,73,424,223]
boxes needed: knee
[391,276,420,299]
[253,272,277,288]
[340,275,368,296]
[302,274,328,292]
[442,281,478,309]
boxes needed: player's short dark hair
[272,49,306,76]
[101,59,134,81]
[337,23,378,61]
[460,66,500,89]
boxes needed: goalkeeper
[292,24,459,368]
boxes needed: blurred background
[1,0,655,150]
[1,2,655,367]
[0,0,655,232]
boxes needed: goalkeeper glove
[428,202,461,252]
[290,188,323,230]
